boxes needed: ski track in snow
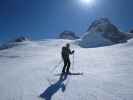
[0,39,133,100]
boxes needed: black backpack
[62,47,68,58]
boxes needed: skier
[61,43,75,74]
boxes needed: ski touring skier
[61,43,75,75]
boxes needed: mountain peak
[79,18,128,48]
[88,17,119,33]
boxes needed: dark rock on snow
[0,36,28,50]
[59,31,79,40]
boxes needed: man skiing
[61,43,75,74]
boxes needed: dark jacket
[62,46,74,60]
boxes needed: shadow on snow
[39,74,68,100]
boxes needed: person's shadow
[39,74,68,100]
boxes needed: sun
[80,0,95,7]
[82,0,92,3]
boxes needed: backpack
[62,47,68,59]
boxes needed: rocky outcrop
[0,36,29,50]
[59,31,79,40]
[13,36,28,42]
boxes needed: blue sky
[0,0,133,43]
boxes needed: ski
[55,72,83,76]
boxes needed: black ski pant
[62,58,71,73]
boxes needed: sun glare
[82,0,92,3]
[80,0,95,7]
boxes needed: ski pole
[71,53,75,71]
[50,60,62,72]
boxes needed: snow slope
[0,39,133,100]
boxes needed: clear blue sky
[0,0,133,43]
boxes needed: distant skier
[61,43,75,74]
